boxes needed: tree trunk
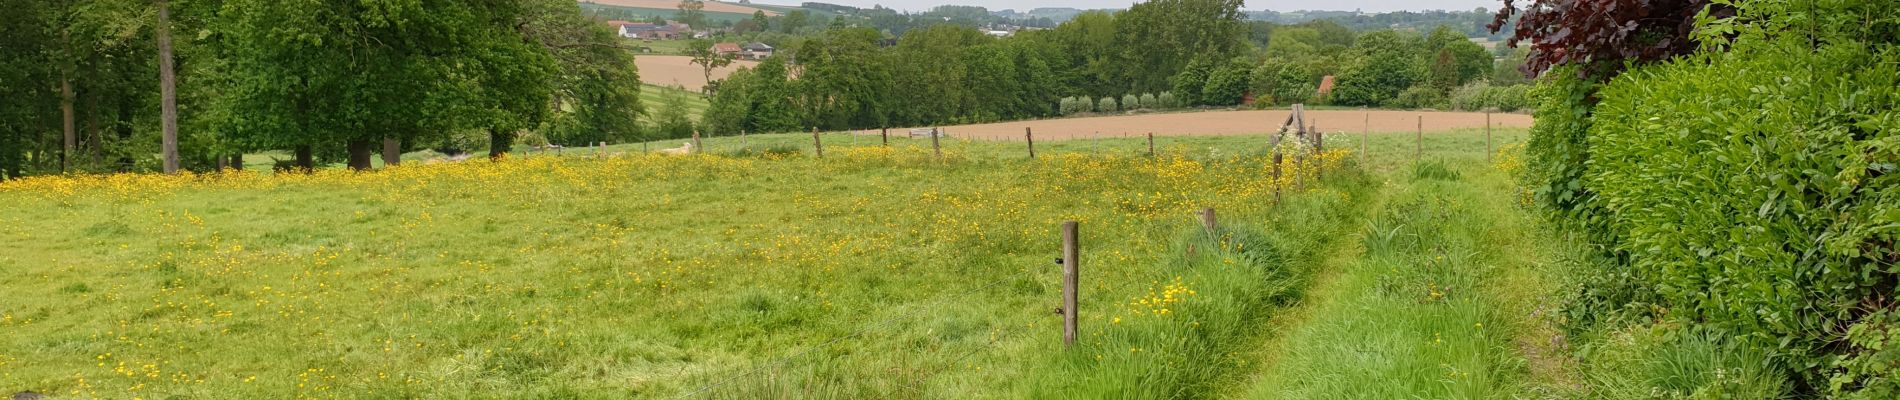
[346,139,373,171]
[228,154,243,171]
[382,136,400,166]
[488,129,512,160]
[156,0,180,174]
[60,28,74,173]
[86,90,103,167]
[293,145,314,172]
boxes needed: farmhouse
[741,42,775,60]
[710,42,742,57]
[618,21,691,40]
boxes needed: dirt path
[893,110,1532,141]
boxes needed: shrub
[1140,93,1157,109]
[1580,32,1900,395]
[1384,85,1445,109]
[1122,94,1140,110]
[1452,82,1535,112]
[1058,97,1078,115]
[1077,96,1094,113]
[1157,92,1177,109]
[1097,97,1118,113]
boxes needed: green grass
[0,130,1443,398]
[641,83,709,122]
[2,128,1563,398]
[627,39,696,55]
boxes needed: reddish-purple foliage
[1491,0,1733,79]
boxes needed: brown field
[634,55,760,92]
[873,109,1533,140]
[581,0,779,15]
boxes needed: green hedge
[1583,35,1900,395]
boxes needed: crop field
[634,55,759,93]
[1,129,1551,398]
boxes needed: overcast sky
[789,0,1504,13]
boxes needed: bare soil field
[634,55,759,92]
[881,109,1534,140]
[582,0,778,15]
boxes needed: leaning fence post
[1026,127,1036,159]
[812,127,824,158]
[1060,221,1080,349]
[692,130,702,154]
[741,130,749,148]
[931,127,943,159]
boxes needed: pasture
[2,128,1556,398]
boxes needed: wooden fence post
[1061,220,1079,349]
[931,127,942,159]
[1200,208,1217,237]
[741,130,748,149]
[1272,149,1283,204]
[1485,112,1493,163]
[1362,112,1369,165]
[1416,115,1423,163]
[812,127,824,158]
[880,127,889,146]
[1146,132,1155,157]
[1026,127,1036,159]
[1315,129,1325,180]
[692,130,702,154]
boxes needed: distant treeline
[700,0,1531,135]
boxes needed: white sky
[764,0,1504,13]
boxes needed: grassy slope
[641,83,710,122]
[0,128,1552,398]
[1,130,1452,398]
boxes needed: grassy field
[2,128,1561,398]
[641,84,709,122]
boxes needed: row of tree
[0,0,646,179]
[698,0,1247,134]
[698,0,1523,135]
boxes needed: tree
[675,0,706,30]
[752,10,769,32]
[1491,0,1727,78]
[795,28,890,129]
[780,10,809,33]
[1331,30,1426,107]
[155,0,178,173]
[524,0,645,148]
[649,85,695,139]
[1113,0,1246,92]
[1169,56,1216,106]
[1200,59,1251,106]
[686,39,734,96]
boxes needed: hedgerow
[1555,2,1900,395]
